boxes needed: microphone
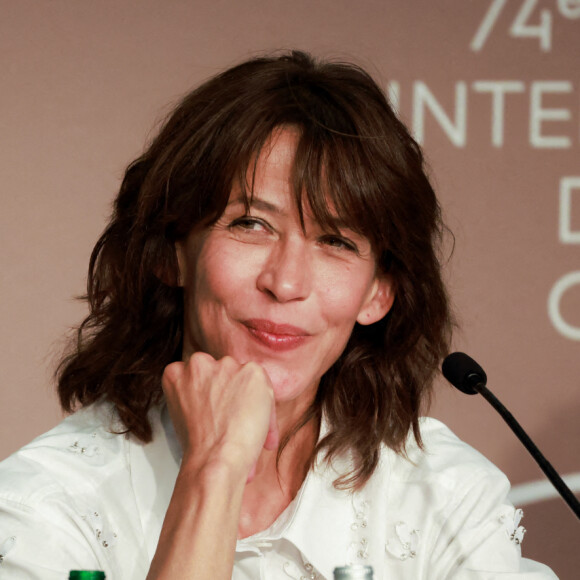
[442,352,486,395]
[442,352,580,520]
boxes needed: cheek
[318,269,374,324]
[195,244,248,302]
[186,247,247,354]
[191,243,264,338]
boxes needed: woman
[0,51,556,579]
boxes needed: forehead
[236,127,357,232]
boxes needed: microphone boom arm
[473,381,580,520]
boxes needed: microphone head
[442,352,487,395]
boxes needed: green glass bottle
[68,571,106,580]
[333,565,373,579]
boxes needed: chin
[260,363,317,404]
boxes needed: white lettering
[387,81,400,115]
[393,80,578,149]
[548,272,580,341]
[558,0,580,18]
[413,82,468,147]
[471,0,508,51]
[472,81,526,146]
[510,0,552,51]
[559,177,580,243]
[530,81,573,148]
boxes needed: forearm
[146,459,246,580]
[148,355,277,579]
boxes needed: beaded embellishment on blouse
[0,536,16,565]
[67,432,101,458]
[283,560,320,579]
[83,511,118,549]
[385,522,420,561]
[347,494,370,564]
[500,508,526,545]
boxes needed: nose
[256,237,311,302]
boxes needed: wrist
[178,449,251,491]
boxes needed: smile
[242,319,311,351]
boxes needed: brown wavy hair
[57,50,453,489]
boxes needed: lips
[242,318,311,351]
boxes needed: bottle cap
[69,572,106,580]
[333,565,373,579]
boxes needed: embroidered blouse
[0,403,557,579]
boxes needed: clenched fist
[162,353,279,482]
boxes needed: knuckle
[162,361,184,387]
[189,351,215,370]
[241,362,272,389]
[220,355,239,369]
[243,361,263,374]
[252,363,270,383]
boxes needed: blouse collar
[128,405,390,579]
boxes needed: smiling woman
[0,51,557,579]
[175,129,393,412]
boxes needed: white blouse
[0,403,557,579]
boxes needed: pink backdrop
[1,1,578,577]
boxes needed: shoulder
[405,416,507,482]
[0,403,156,577]
[0,403,128,508]
[384,417,509,492]
[361,420,557,578]
[374,417,511,525]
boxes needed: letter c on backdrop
[548,271,580,340]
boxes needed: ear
[356,275,395,326]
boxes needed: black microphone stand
[471,379,580,520]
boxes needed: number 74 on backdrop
[471,0,580,52]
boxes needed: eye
[228,216,270,232]
[319,234,359,254]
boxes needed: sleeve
[0,497,108,580]
[429,467,559,580]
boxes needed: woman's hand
[162,352,279,481]
[147,354,279,580]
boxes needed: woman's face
[176,129,394,416]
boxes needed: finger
[246,462,257,483]
[161,361,186,391]
[263,401,279,451]
[187,351,218,380]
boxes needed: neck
[238,411,319,538]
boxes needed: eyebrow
[227,196,286,216]
[228,195,357,234]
